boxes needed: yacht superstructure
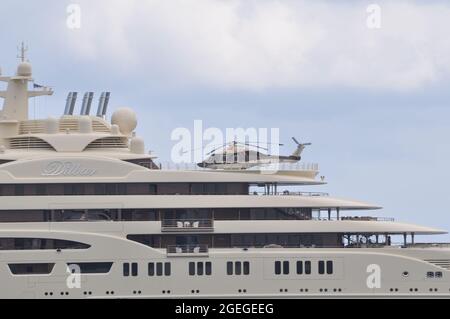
[0,52,449,298]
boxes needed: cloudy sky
[1,0,450,240]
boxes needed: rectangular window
[164,262,171,276]
[205,262,212,275]
[8,263,54,275]
[197,262,204,276]
[189,262,195,276]
[156,262,163,276]
[296,261,303,275]
[123,263,130,277]
[235,261,242,275]
[275,261,281,275]
[131,262,138,276]
[305,261,311,275]
[227,261,233,275]
[243,261,250,275]
[318,261,325,275]
[148,263,155,276]
[283,261,289,275]
[326,261,333,275]
[67,262,113,274]
[15,185,24,196]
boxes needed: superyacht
[0,48,449,298]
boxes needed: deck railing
[161,219,214,232]
[166,244,209,256]
[250,191,329,197]
[340,216,395,222]
[155,162,319,172]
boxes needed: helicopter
[197,137,311,170]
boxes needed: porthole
[402,271,409,277]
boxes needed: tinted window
[189,262,195,276]
[275,261,281,275]
[205,262,212,275]
[148,263,155,276]
[197,262,204,276]
[296,261,303,274]
[67,262,112,274]
[305,261,311,274]
[283,261,289,275]
[235,261,241,275]
[227,262,233,275]
[123,263,130,276]
[156,263,163,276]
[318,261,325,275]
[131,263,138,276]
[326,261,333,274]
[243,262,250,275]
[164,262,171,276]
[0,238,90,250]
[9,263,54,275]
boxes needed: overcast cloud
[55,0,450,90]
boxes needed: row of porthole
[391,288,441,292]
[45,287,450,297]
[279,288,343,293]
[319,288,343,292]
[44,292,69,296]
[191,290,200,294]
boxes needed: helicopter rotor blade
[292,137,311,147]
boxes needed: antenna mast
[17,42,28,62]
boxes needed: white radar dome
[130,136,145,154]
[17,62,32,77]
[111,107,137,135]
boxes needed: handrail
[166,244,209,255]
[340,216,395,222]
[404,243,450,248]
[250,191,329,197]
[161,219,214,229]
[154,162,319,171]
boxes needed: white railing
[154,162,319,172]
[250,191,329,197]
[166,244,209,256]
[161,219,214,231]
